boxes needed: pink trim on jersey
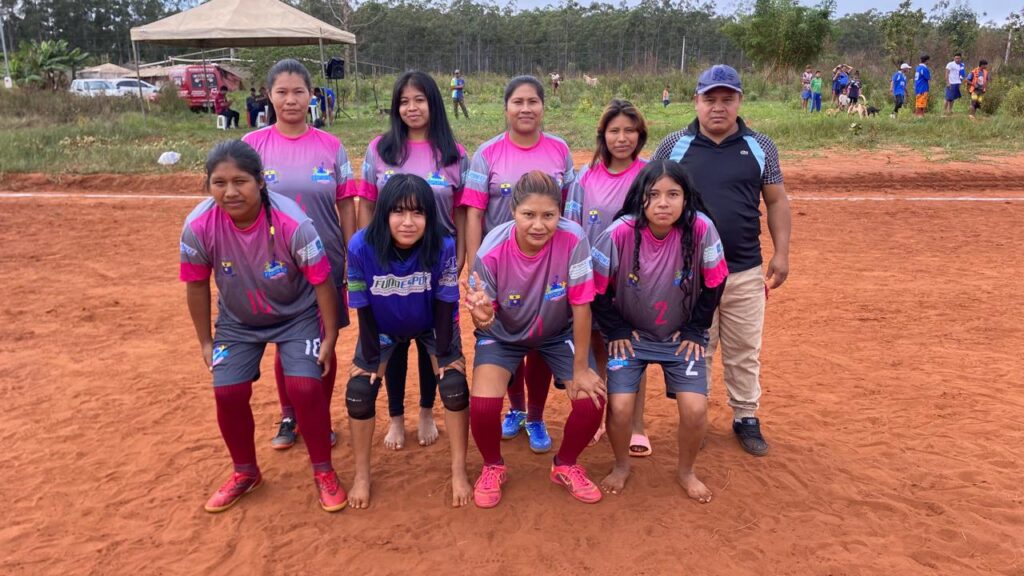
[180,262,211,282]
[460,132,569,211]
[244,124,357,200]
[568,281,595,305]
[693,216,728,288]
[303,258,332,286]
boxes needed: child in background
[810,71,823,113]
[800,66,813,111]
[662,85,671,108]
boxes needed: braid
[631,220,642,286]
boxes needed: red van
[169,65,232,112]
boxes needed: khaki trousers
[705,266,766,419]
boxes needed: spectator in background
[451,69,469,119]
[663,84,671,108]
[914,54,931,118]
[944,53,963,116]
[847,70,862,105]
[891,63,910,118]
[800,66,813,111]
[965,59,990,120]
[246,88,258,127]
[215,85,240,129]
[810,70,823,112]
[831,64,850,106]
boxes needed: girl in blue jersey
[345,174,470,508]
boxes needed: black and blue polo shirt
[652,117,783,273]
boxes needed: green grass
[2,82,1023,174]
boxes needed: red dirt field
[2,151,1023,575]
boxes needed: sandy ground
[1,151,1023,575]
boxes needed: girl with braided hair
[590,160,728,503]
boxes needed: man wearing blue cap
[652,64,791,457]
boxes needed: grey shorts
[473,330,595,387]
[211,309,324,387]
[606,338,708,398]
[353,325,463,373]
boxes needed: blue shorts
[946,84,962,101]
[801,89,811,100]
[606,338,708,398]
[473,330,595,388]
[211,309,324,387]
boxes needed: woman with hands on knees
[463,170,606,509]
[344,174,470,509]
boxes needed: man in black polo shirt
[652,64,791,456]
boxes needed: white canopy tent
[128,0,355,115]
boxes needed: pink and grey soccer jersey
[565,158,646,247]
[356,137,469,235]
[242,125,353,323]
[471,218,594,348]
[180,193,333,386]
[592,213,728,342]
[460,132,575,234]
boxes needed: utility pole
[680,36,686,73]
[0,10,12,88]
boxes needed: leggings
[893,94,905,115]
[384,339,437,417]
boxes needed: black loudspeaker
[325,57,345,79]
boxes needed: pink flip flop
[629,433,652,457]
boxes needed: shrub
[1000,84,1024,117]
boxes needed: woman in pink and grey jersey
[242,59,357,451]
[591,160,728,503]
[461,75,576,452]
[565,99,649,453]
[181,140,347,513]
[463,171,605,508]
[355,71,469,451]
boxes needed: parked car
[169,65,231,112]
[109,78,158,100]
[69,79,118,97]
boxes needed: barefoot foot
[418,407,439,447]
[451,469,472,507]
[600,464,631,495]
[349,474,371,509]
[678,471,712,503]
[384,417,405,450]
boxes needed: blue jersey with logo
[347,230,459,338]
[915,64,931,94]
[892,72,907,96]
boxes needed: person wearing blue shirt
[890,63,910,118]
[450,69,469,119]
[914,54,932,117]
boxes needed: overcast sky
[510,0,1017,24]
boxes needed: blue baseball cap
[696,64,743,95]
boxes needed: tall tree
[724,0,834,79]
[882,0,926,67]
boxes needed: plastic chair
[216,115,227,130]
[256,111,267,128]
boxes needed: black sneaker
[271,417,298,450]
[732,417,769,456]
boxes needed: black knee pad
[345,374,379,420]
[438,370,469,412]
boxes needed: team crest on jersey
[674,269,693,287]
[263,169,278,184]
[627,272,640,288]
[440,256,458,287]
[587,209,601,225]
[544,277,567,301]
[381,169,396,184]
[499,182,513,197]
[264,260,288,280]
[426,171,448,187]
[506,292,522,308]
[211,345,229,366]
[311,163,333,183]
[221,260,235,277]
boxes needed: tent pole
[132,39,147,122]
[202,48,211,114]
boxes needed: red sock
[525,350,551,421]
[274,350,296,420]
[213,382,259,476]
[470,396,504,466]
[507,362,526,412]
[555,397,606,466]
[286,376,333,473]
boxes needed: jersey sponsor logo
[587,209,601,224]
[439,256,458,287]
[590,247,610,268]
[264,260,288,280]
[299,238,324,262]
[499,182,513,198]
[221,260,235,277]
[263,169,278,184]
[211,344,229,366]
[311,164,334,183]
[740,150,750,156]
[569,259,592,281]
[477,338,496,346]
[703,241,724,263]
[180,241,199,257]
[369,272,432,296]
[607,357,629,371]
[564,200,582,218]
[379,334,394,347]
[426,171,448,187]
[544,276,567,301]
[506,292,522,307]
